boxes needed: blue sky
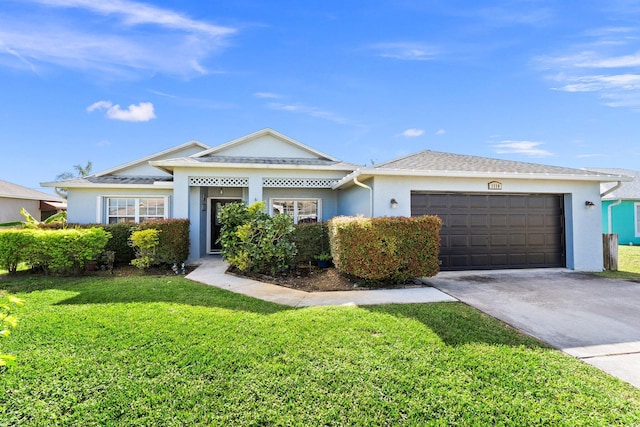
[2,0,640,193]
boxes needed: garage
[411,192,565,271]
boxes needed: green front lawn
[598,245,640,279]
[1,274,639,425]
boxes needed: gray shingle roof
[374,150,610,176]
[86,176,173,185]
[588,168,640,199]
[0,179,64,201]
[197,156,341,166]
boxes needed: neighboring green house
[597,169,640,245]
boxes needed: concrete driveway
[425,268,640,388]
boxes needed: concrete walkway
[185,256,456,307]
[425,269,640,389]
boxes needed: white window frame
[103,196,169,224]
[270,198,322,224]
[635,202,640,237]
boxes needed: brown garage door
[411,192,565,271]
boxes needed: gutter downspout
[353,175,373,217]
[607,199,622,234]
[601,181,623,234]
[601,181,622,198]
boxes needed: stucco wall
[0,198,40,224]
[368,175,604,271]
[336,178,372,217]
[602,200,640,245]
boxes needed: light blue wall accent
[336,179,372,217]
[564,194,574,270]
[601,200,640,245]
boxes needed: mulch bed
[227,264,427,292]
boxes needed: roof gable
[193,128,340,162]
[96,140,210,177]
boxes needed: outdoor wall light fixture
[219,187,224,195]
[390,198,398,209]
[585,201,595,209]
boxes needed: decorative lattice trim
[262,178,339,188]
[189,177,248,187]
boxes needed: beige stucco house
[0,179,66,224]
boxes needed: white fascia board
[331,168,632,189]
[40,181,174,190]
[150,160,357,172]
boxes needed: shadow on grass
[366,303,549,349]
[0,273,290,315]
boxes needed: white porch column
[247,175,263,204]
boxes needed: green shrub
[292,223,330,263]
[129,229,161,270]
[0,230,36,273]
[102,223,136,265]
[23,228,111,275]
[328,215,441,283]
[219,202,297,275]
[138,219,190,265]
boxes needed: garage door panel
[450,235,470,247]
[471,214,488,226]
[450,214,469,227]
[527,214,545,227]
[471,235,489,246]
[490,215,508,227]
[510,214,526,227]
[509,234,526,246]
[412,192,565,270]
[471,254,490,267]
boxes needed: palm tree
[55,161,92,198]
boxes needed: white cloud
[87,100,113,112]
[435,129,446,135]
[401,128,425,137]
[492,140,552,157]
[253,92,282,99]
[537,25,640,110]
[370,42,438,61]
[267,102,350,125]
[0,0,236,77]
[87,100,156,122]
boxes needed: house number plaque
[488,181,502,190]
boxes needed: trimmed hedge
[0,230,36,273]
[292,223,330,263]
[328,215,441,283]
[1,228,111,275]
[138,219,190,265]
[102,223,136,265]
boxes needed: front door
[210,199,241,252]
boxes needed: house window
[636,203,640,237]
[107,197,166,224]
[271,199,321,224]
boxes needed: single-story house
[43,128,630,271]
[595,168,640,245]
[0,179,66,224]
